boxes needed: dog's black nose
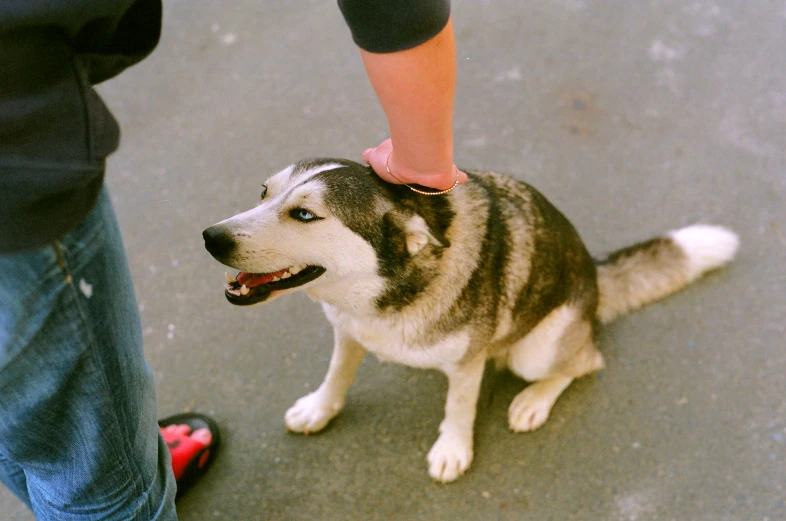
[203,225,236,259]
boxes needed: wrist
[387,152,457,190]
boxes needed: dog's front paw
[427,433,474,483]
[285,391,342,434]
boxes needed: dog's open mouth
[224,265,326,305]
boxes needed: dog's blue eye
[290,208,319,222]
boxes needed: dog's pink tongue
[236,268,289,288]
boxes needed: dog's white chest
[328,310,468,371]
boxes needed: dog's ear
[396,193,453,252]
[403,215,447,256]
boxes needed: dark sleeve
[0,0,161,84]
[73,0,162,84]
[338,0,450,53]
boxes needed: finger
[457,169,468,184]
[367,140,401,184]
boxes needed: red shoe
[159,412,221,499]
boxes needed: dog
[203,158,738,483]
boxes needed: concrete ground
[3,1,785,519]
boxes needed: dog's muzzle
[202,224,327,306]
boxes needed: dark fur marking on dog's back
[507,186,598,333]
[445,175,600,349]
[437,174,511,333]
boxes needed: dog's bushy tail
[596,225,739,324]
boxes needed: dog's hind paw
[508,397,550,432]
[285,391,342,434]
[427,433,473,483]
[508,386,554,432]
[508,376,573,433]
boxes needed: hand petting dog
[363,138,468,190]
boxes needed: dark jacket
[0,0,162,253]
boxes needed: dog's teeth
[272,276,281,282]
[240,284,250,295]
[289,266,303,275]
[281,272,291,279]
[225,272,236,284]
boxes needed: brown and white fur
[203,158,739,482]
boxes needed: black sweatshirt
[0,0,450,253]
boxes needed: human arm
[338,1,467,190]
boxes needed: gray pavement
[3,1,785,520]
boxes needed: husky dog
[203,158,738,482]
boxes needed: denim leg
[0,452,30,509]
[0,189,178,520]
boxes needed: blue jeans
[0,189,177,520]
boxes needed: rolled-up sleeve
[338,0,450,53]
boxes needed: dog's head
[203,158,454,310]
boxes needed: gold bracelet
[385,152,459,196]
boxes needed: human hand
[363,139,468,191]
